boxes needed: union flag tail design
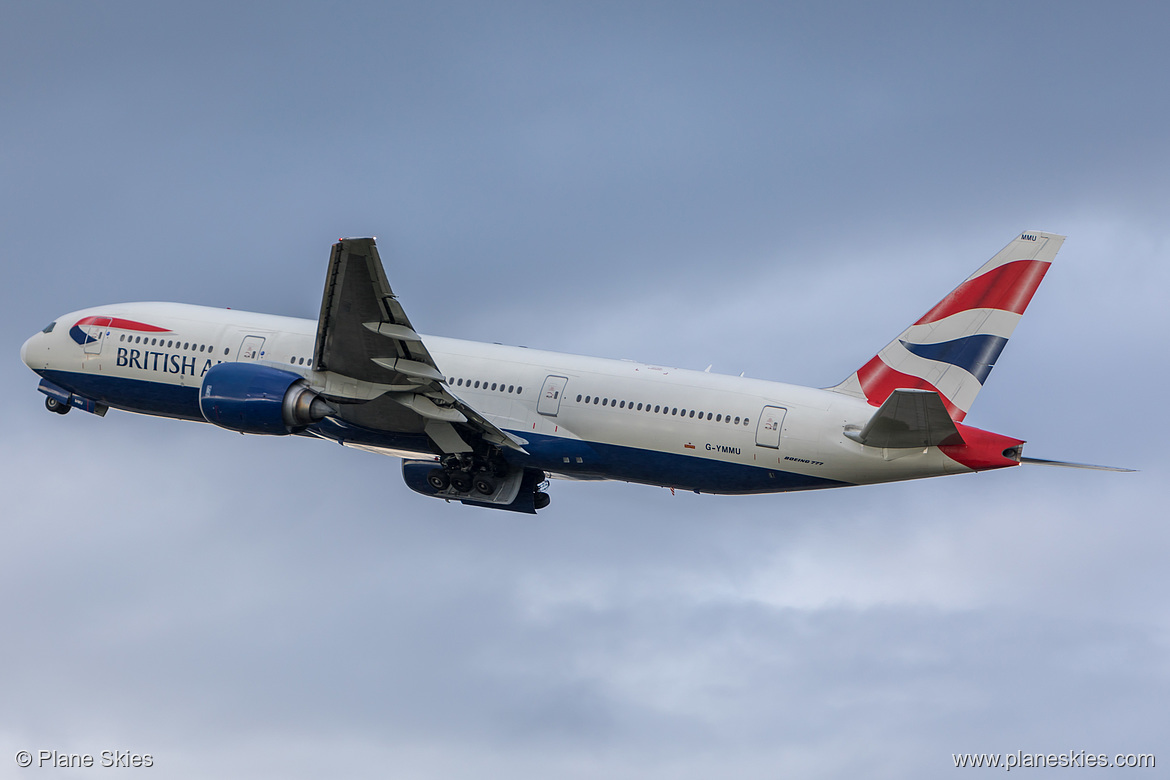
[831,231,1065,422]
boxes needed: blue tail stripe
[898,334,1008,384]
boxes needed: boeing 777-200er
[20,231,1129,513]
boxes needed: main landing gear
[427,451,510,497]
[424,451,552,510]
[45,396,70,415]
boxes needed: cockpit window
[41,321,56,333]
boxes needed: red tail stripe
[856,355,966,421]
[914,259,1051,325]
[75,316,171,332]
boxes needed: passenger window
[654,405,660,413]
[517,387,522,394]
[689,410,695,418]
[491,383,497,391]
[734,417,740,424]
[577,394,583,402]
[744,418,750,426]
[602,398,608,406]
[637,403,643,410]
[508,385,514,393]
[474,381,480,388]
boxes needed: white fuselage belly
[24,302,970,493]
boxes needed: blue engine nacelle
[199,362,333,435]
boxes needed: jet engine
[199,362,332,435]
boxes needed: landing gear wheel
[534,491,551,510]
[426,468,450,491]
[473,477,495,495]
[45,396,70,415]
[449,471,473,493]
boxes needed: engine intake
[199,362,332,435]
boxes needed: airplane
[19,231,1130,513]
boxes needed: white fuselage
[22,302,980,494]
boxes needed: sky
[2,2,1167,777]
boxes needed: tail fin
[831,230,1065,422]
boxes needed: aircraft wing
[313,237,524,454]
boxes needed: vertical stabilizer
[830,231,1065,421]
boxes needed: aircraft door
[84,317,112,355]
[238,336,266,361]
[755,405,787,449]
[537,375,569,416]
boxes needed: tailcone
[940,424,1025,472]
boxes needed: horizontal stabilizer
[845,388,963,448]
[1020,457,1136,472]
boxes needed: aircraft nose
[21,332,42,370]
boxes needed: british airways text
[116,347,212,377]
